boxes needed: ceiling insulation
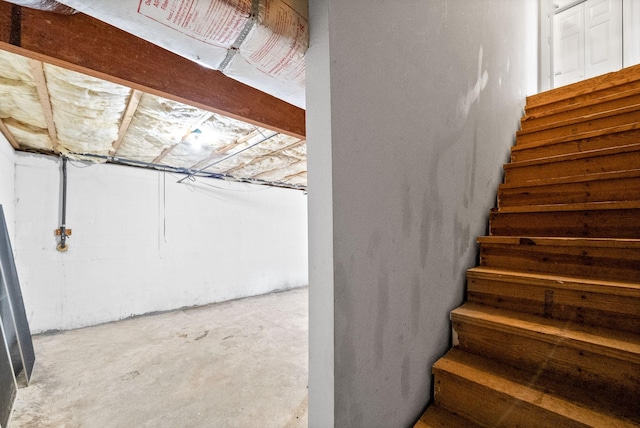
[56,0,309,108]
[0,48,307,189]
[46,65,130,155]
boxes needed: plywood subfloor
[10,287,308,428]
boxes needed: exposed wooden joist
[265,139,306,157]
[187,128,264,171]
[0,3,306,138]
[220,138,305,175]
[283,169,307,182]
[253,159,306,180]
[0,119,20,149]
[152,144,178,165]
[28,58,59,152]
[110,89,142,155]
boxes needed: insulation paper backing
[224,0,307,108]
[57,0,308,108]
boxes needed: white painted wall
[307,0,538,426]
[0,138,15,240]
[623,0,640,67]
[14,153,308,333]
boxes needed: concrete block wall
[307,0,539,426]
[14,153,308,333]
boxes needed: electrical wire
[64,151,307,192]
[188,179,275,193]
[176,129,278,184]
[67,159,93,168]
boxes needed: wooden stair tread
[467,266,640,296]
[489,212,640,239]
[523,86,640,122]
[526,64,640,110]
[495,200,640,213]
[434,348,640,426]
[414,405,481,428]
[479,236,640,281]
[516,110,640,146]
[419,66,640,426]
[499,168,640,189]
[518,102,640,136]
[497,170,640,208]
[513,121,640,151]
[477,235,640,249]
[511,128,640,163]
[504,142,640,170]
[452,303,640,362]
[467,267,640,332]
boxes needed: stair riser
[498,176,640,207]
[503,150,640,185]
[516,110,640,146]
[521,93,640,132]
[467,280,640,334]
[433,369,587,428]
[489,209,640,239]
[511,129,640,162]
[479,243,640,282]
[418,66,640,427]
[452,321,640,406]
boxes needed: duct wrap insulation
[3,0,76,14]
[56,0,308,108]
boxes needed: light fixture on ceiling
[185,128,203,150]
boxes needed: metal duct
[54,0,308,108]
[3,0,76,14]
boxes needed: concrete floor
[9,287,308,428]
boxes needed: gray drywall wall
[307,0,334,425]
[306,0,538,426]
[0,137,15,240]
[13,153,308,333]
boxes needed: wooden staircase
[415,65,640,427]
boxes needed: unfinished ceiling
[0,0,308,189]
[0,49,307,188]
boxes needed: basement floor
[9,287,308,428]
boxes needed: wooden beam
[0,3,306,138]
[0,119,20,149]
[28,58,58,151]
[110,89,142,155]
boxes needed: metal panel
[0,205,35,384]
[0,316,17,428]
[0,261,20,378]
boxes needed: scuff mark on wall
[458,46,489,118]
